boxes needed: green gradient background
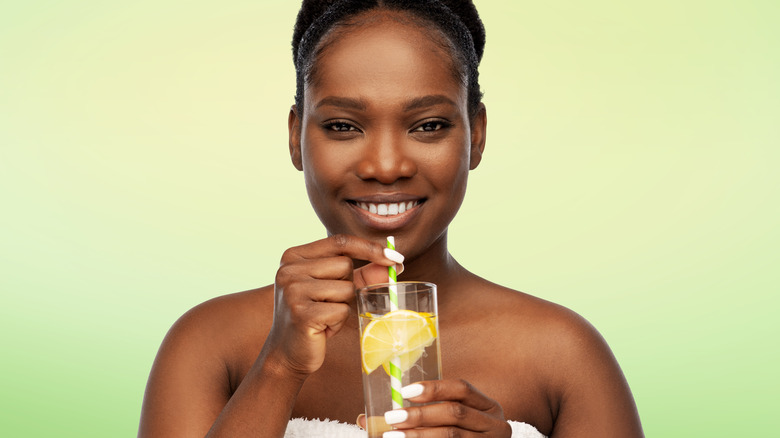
[1,1,777,436]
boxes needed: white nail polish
[384,248,405,264]
[400,383,424,399]
[384,409,408,425]
[383,431,405,438]
[397,263,405,275]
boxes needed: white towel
[285,417,547,437]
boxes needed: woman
[139,1,643,436]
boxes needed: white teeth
[357,201,419,216]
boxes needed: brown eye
[326,122,357,132]
[413,120,451,132]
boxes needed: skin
[138,10,643,438]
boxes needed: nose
[355,131,417,184]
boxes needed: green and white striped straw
[386,236,403,410]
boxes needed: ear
[288,105,303,171]
[469,103,487,170]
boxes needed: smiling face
[289,10,486,260]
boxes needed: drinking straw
[387,236,403,410]
[387,236,399,311]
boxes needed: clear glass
[356,282,442,437]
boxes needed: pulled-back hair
[292,0,485,119]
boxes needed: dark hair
[292,0,485,119]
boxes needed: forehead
[305,11,466,110]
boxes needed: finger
[401,380,498,412]
[384,401,494,432]
[277,256,354,281]
[283,279,356,304]
[296,301,352,338]
[359,414,399,434]
[353,262,403,289]
[282,234,403,266]
[356,414,366,430]
[384,426,480,438]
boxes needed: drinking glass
[356,282,441,437]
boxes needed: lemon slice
[380,312,437,375]
[360,309,437,375]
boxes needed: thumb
[354,262,404,289]
[356,413,366,430]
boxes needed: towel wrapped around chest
[285,417,547,437]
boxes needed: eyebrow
[403,95,458,112]
[314,96,368,111]
[314,94,457,112]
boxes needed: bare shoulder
[493,284,611,365]
[464,279,643,437]
[457,277,601,351]
[139,286,275,437]
[167,286,275,346]
[160,286,276,386]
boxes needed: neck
[396,231,471,306]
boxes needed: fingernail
[384,248,405,264]
[356,414,365,430]
[383,432,405,438]
[384,409,408,425]
[400,383,424,399]
[397,263,405,275]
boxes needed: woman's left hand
[371,379,512,437]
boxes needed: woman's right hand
[264,234,404,377]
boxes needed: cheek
[302,153,336,201]
[300,135,356,207]
[301,145,347,229]
[433,143,472,216]
[422,142,471,187]
[302,132,339,184]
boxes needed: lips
[346,196,425,230]
[354,200,421,216]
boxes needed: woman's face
[289,11,486,260]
